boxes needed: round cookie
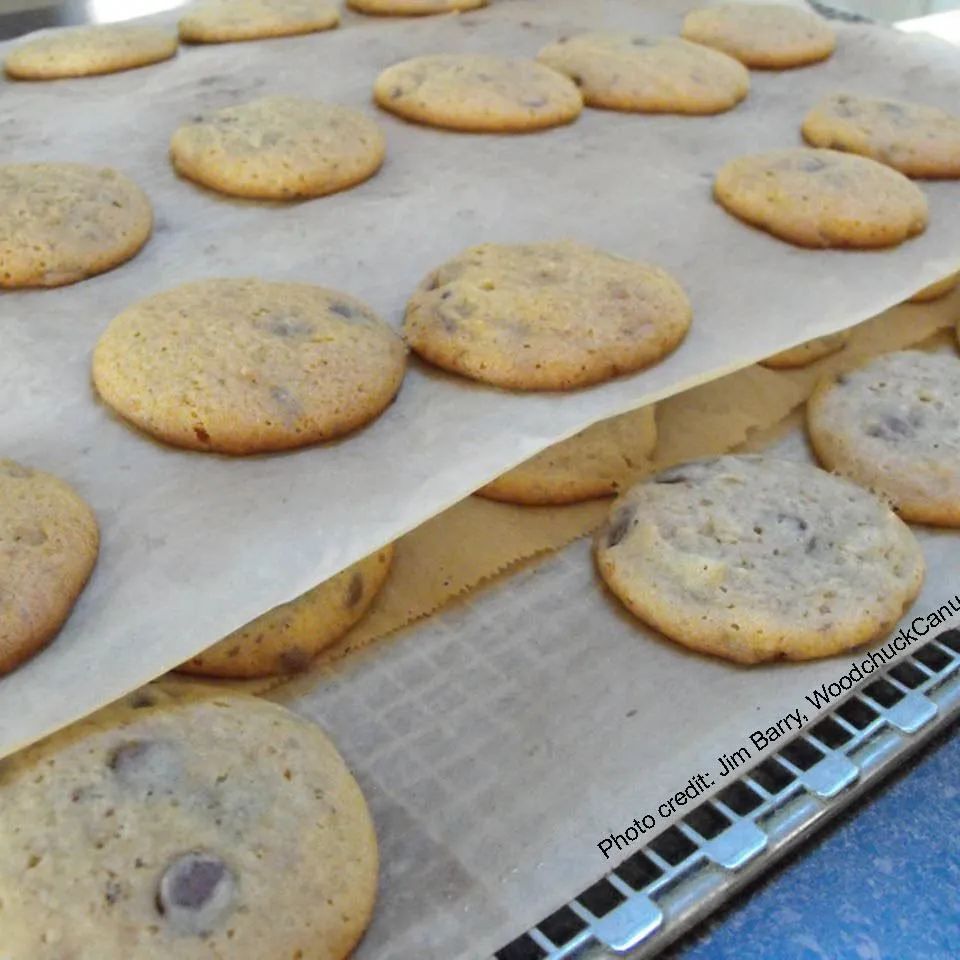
[178,546,394,678]
[170,96,385,200]
[908,271,959,303]
[807,350,960,526]
[536,33,749,115]
[713,148,928,249]
[802,93,960,179]
[595,455,924,663]
[178,0,338,43]
[681,3,836,69]
[0,163,152,288]
[348,0,485,15]
[374,54,582,132]
[92,278,406,455]
[761,330,850,369]
[404,241,691,391]
[4,24,176,79]
[478,405,657,504]
[0,459,99,675]
[0,683,378,960]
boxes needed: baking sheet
[270,370,960,960]
[3,0,960,755]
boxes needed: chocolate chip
[346,571,364,607]
[279,648,312,673]
[329,302,354,319]
[867,415,913,440]
[157,853,236,936]
[805,536,818,554]
[606,507,636,548]
[776,512,808,532]
[128,691,155,709]
[108,740,181,793]
[267,318,313,338]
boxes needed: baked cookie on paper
[807,349,960,526]
[92,279,406,454]
[802,93,960,179]
[404,241,691,391]
[170,97,385,200]
[908,271,959,303]
[0,163,152,288]
[596,455,924,663]
[349,0,485,15]
[714,148,928,249]
[681,3,836,69]
[0,459,99,675]
[0,684,378,960]
[537,33,749,114]
[178,546,394,678]
[178,0,338,43]
[478,405,657,505]
[374,54,582,132]
[4,24,176,79]
[760,330,850,369]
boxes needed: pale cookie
[0,163,152,288]
[807,350,960,526]
[802,93,960,179]
[0,684,378,960]
[761,330,850,369]
[908,271,959,303]
[93,279,406,455]
[374,54,582,132]
[179,546,394,677]
[681,3,835,69]
[714,148,928,249]
[596,455,924,663]
[178,0,338,43]
[4,24,176,79]
[348,0,485,15]
[0,459,98,675]
[478,405,657,504]
[170,96,385,200]
[404,241,691,391]
[537,33,749,114]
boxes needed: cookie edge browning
[4,29,178,79]
[177,6,340,43]
[807,370,960,527]
[176,544,395,678]
[908,271,960,303]
[0,465,100,676]
[712,150,929,249]
[168,108,387,201]
[594,460,925,664]
[347,0,486,15]
[372,59,584,133]
[680,6,837,70]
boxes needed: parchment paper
[3,0,960,755]
[270,373,960,960]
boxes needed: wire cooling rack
[493,628,960,960]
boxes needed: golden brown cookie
[908,271,959,303]
[178,546,394,678]
[0,683,378,960]
[170,97,385,200]
[807,349,960,526]
[178,0,339,43]
[537,33,749,114]
[802,93,960,179]
[4,24,177,79]
[403,241,691,391]
[374,54,583,132]
[714,148,928,249]
[596,455,924,663]
[0,459,99,675]
[681,3,836,69]
[478,405,657,504]
[0,163,152,288]
[348,0,485,14]
[760,330,850,369]
[92,279,406,455]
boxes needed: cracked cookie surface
[92,278,406,454]
[596,455,924,663]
